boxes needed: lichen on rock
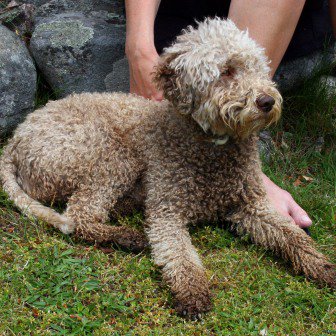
[34,20,94,49]
[30,12,126,96]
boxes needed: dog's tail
[0,154,74,234]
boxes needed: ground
[0,67,335,335]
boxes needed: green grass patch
[0,71,335,335]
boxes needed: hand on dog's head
[154,18,282,139]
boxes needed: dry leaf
[302,175,314,182]
[109,318,116,325]
[32,308,39,318]
[293,178,303,187]
[281,139,289,150]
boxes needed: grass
[0,69,335,335]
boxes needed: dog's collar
[196,134,230,146]
[210,135,230,146]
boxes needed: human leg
[228,0,306,77]
[329,0,336,37]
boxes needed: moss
[34,20,94,49]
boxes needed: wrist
[125,39,158,61]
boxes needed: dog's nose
[256,94,275,113]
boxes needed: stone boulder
[29,12,125,96]
[105,57,129,93]
[0,24,36,136]
[34,0,124,22]
[0,2,35,37]
[17,0,49,6]
[275,45,335,92]
[320,75,336,98]
[23,0,124,14]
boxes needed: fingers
[288,200,312,228]
[279,189,312,228]
[128,50,163,101]
[262,173,312,229]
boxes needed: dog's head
[154,18,282,139]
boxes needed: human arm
[125,0,163,100]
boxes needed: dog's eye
[221,67,235,78]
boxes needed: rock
[0,2,35,37]
[33,0,124,20]
[15,0,52,6]
[0,24,36,136]
[258,130,274,163]
[319,75,336,97]
[105,57,129,93]
[274,44,335,92]
[314,136,325,153]
[29,12,125,96]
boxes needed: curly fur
[0,18,334,317]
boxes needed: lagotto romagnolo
[0,18,335,317]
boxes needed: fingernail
[301,215,312,225]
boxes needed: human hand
[261,173,312,228]
[127,46,163,101]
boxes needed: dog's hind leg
[63,153,147,252]
[227,204,336,289]
[63,185,147,252]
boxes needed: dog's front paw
[174,290,212,319]
[302,256,336,290]
[315,262,336,289]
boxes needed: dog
[0,18,335,317]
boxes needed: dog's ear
[153,53,195,115]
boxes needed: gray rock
[274,44,335,92]
[0,2,35,36]
[105,57,129,93]
[314,136,325,153]
[3,0,124,13]
[29,0,121,9]
[0,24,36,136]
[33,0,124,20]
[258,130,274,163]
[19,0,50,6]
[319,75,336,97]
[29,12,125,96]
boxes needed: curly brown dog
[0,18,335,317]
